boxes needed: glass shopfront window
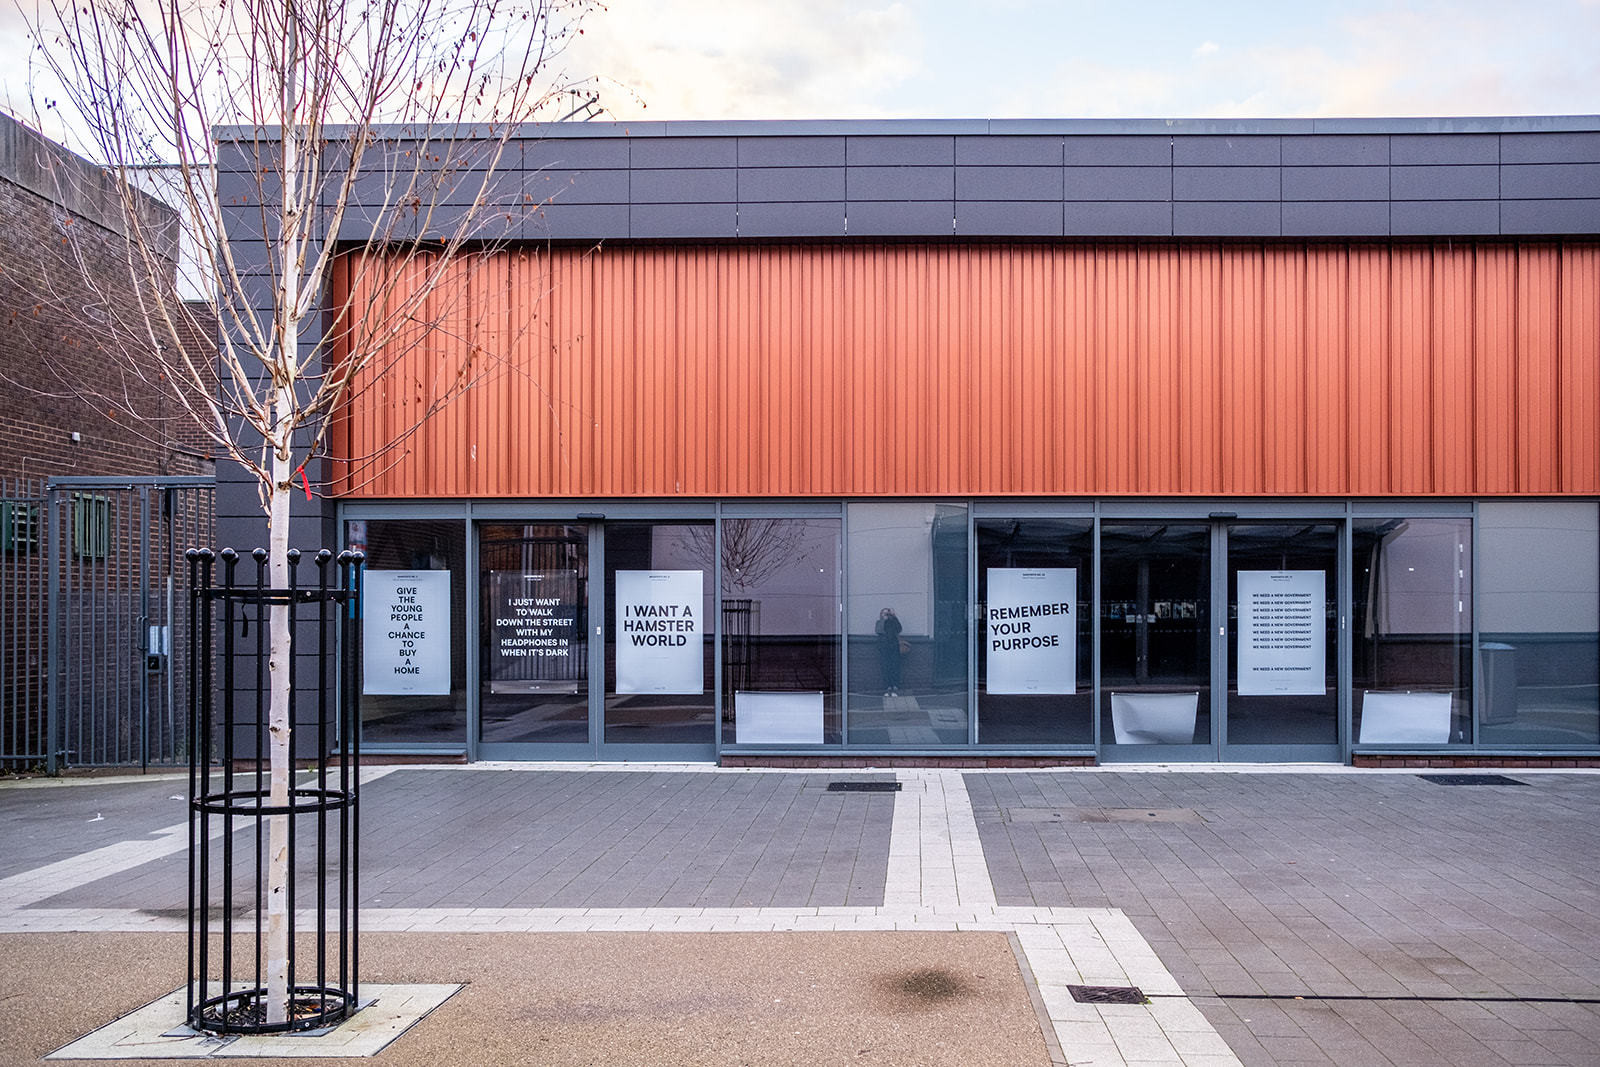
[349,518,466,746]
[846,503,970,746]
[975,518,1093,745]
[602,522,716,746]
[721,518,843,746]
[1353,518,1472,745]
[1477,503,1600,746]
[1099,523,1211,749]
[478,522,590,745]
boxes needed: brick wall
[1,114,214,481]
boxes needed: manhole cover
[1418,774,1528,786]
[1067,985,1147,1004]
[826,781,901,792]
[1005,807,1202,824]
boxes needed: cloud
[1033,1,1600,118]
[563,0,923,119]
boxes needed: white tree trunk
[265,447,293,1024]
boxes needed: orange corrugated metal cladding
[331,241,1599,499]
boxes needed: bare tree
[21,0,597,1025]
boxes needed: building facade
[218,117,1600,766]
[2,111,215,769]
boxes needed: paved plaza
[3,764,1599,1065]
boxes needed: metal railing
[0,476,213,771]
[186,546,364,1034]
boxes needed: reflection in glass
[1353,518,1471,745]
[603,523,716,745]
[976,519,1092,745]
[720,519,842,746]
[1226,524,1338,747]
[1100,524,1210,746]
[1477,503,1600,745]
[478,523,589,744]
[846,503,970,746]
[351,519,467,746]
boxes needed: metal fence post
[45,487,61,774]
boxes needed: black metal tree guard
[185,547,364,1034]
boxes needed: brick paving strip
[0,766,1235,1066]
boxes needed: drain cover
[826,781,901,792]
[1067,985,1147,1004]
[1418,774,1528,786]
[1006,807,1202,824]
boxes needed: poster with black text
[986,568,1076,694]
[615,570,704,694]
[1237,570,1326,695]
[363,570,450,695]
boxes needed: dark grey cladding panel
[420,168,525,208]
[1501,163,1600,199]
[955,166,1064,201]
[231,273,285,310]
[329,203,417,242]
[1389,200,1500,235]
[736,137,846,167]
[1062,136,1170,166]
[216,169,284,209]
[524,138,631,170]
[525,168,631,205]
[738,167,846,203]
[1172,135,1281,166]
[1282,167,1389,201]
[347,166,440,208]
[1391,165,1499,201]
[955,136,1063,165]
[519,203,630,240]
[1063,167,1172,201]
[1281,135,1389,166]
[220,203,281,241]
[1389,133,1498,165]
[628,136,738,168]
[846,201,953,235]
[631,168,738,204]
[214,138,263,173]
[1500,131,1600,164]
[1173,166,1280,201]
[630,202,738,238]
[1063,201,1172,236]
[845,136,955,165]
[1173,201,1281,236]
[215,473,263,524]
[955,201,1063,236]
[420,204,522,242]
[847,166,955,200]
[1500,198,1600,234]
[1282,201,1389,236]
[737,201,847,237]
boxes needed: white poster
[986,568,1077,694]
[1237,570,1326,696]
[615,569,704,694]
[735,691,825,745]
[363,570,451,695]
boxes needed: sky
[2,0,1596,137]
[557,0,1599,121]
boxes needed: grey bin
[1479,642,1518,724]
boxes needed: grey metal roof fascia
[214,116,1600,143]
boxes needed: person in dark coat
[875,606,903,696]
